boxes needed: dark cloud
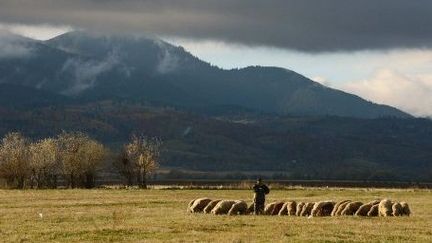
[1,0,432,52]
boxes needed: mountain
[0,83,70,108]
[0,31,431,182]
[0,31,410,118]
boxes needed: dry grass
[0,187,431,242]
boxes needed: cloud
[60,54,118,95]
[343,69,432,117]
[155,42,180,74]
[0,30,33,58]
[0,23,71,40]
[312,76,332,87]
[0,0,432,52]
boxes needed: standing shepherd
[253,178,270,215]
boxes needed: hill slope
[0,101,430,181]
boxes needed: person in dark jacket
[253,178,270,215]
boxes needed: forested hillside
[0,100,430,181]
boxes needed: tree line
[0,132,161,189]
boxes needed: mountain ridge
[0,31,411,118]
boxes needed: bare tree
[113,148,135,186]
[29,138,61,188]
[0,132,31,188]
[124,135,161,188]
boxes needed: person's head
[257,178,262,184]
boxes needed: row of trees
[0,132,161,189]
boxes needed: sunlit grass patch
[0,188,431,242]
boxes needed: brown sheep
[190,198,212,213]
[355,200,380,216]
[278,202,289,216]
[203,199,221,214]
[367,204,379,217]
[272,202,285,215]
[392,202,403,216]
[245,202,255,215]
[211,200,237,215]
[341,201,363,216]
[287,201,297,216]
[378,199,393,217]
[187,199,197,213]
[400,201,411,216]
[296,202,306,216]
[228,200,248,215]
[300,202,315,217]
[334,201,352,216]
[311,201,336,217]
[331,200,351,216]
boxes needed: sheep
[228,200,248,215]
[355,200,380,216]
[341,201,363,216]
[331,200,351,216]
[296,202,306,216]
[263,202,284,215]
[203,199,222,214]
[278,202,289,216]
[334,201,352,216]
[400,201,411,216]
[378,199,393,217]
[246,202,255,215]
[264,202,277,215]
[300,202,315,217]
[187,199,197,213]
[311,201,336,217]
[264,202,285,215]
[392,202,403,217]
[272,202,285,215]
[367,204,379,217]
[211,200,237,215]
[189,198,212,213]
[287,201,297,216]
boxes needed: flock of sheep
[187,198,411,217]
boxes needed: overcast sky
[0,0,431,116]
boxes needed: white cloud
[0,23,71,40]
[60,54,118,95]
[343,69,432,117]
[0,40,33,58]
[155,41,180,74]
[0,23,70,59]
[0,31,33,58]
[312,76,332,87]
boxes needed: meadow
[0,187,431,242]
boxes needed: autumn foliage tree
[57,132,106,188]
[0,132,107,189]
[119,135,161,188]
[0,132,31,188]
[29,138,61,188]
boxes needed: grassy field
[0,187,431,242]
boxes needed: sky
[0,0,431,117]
